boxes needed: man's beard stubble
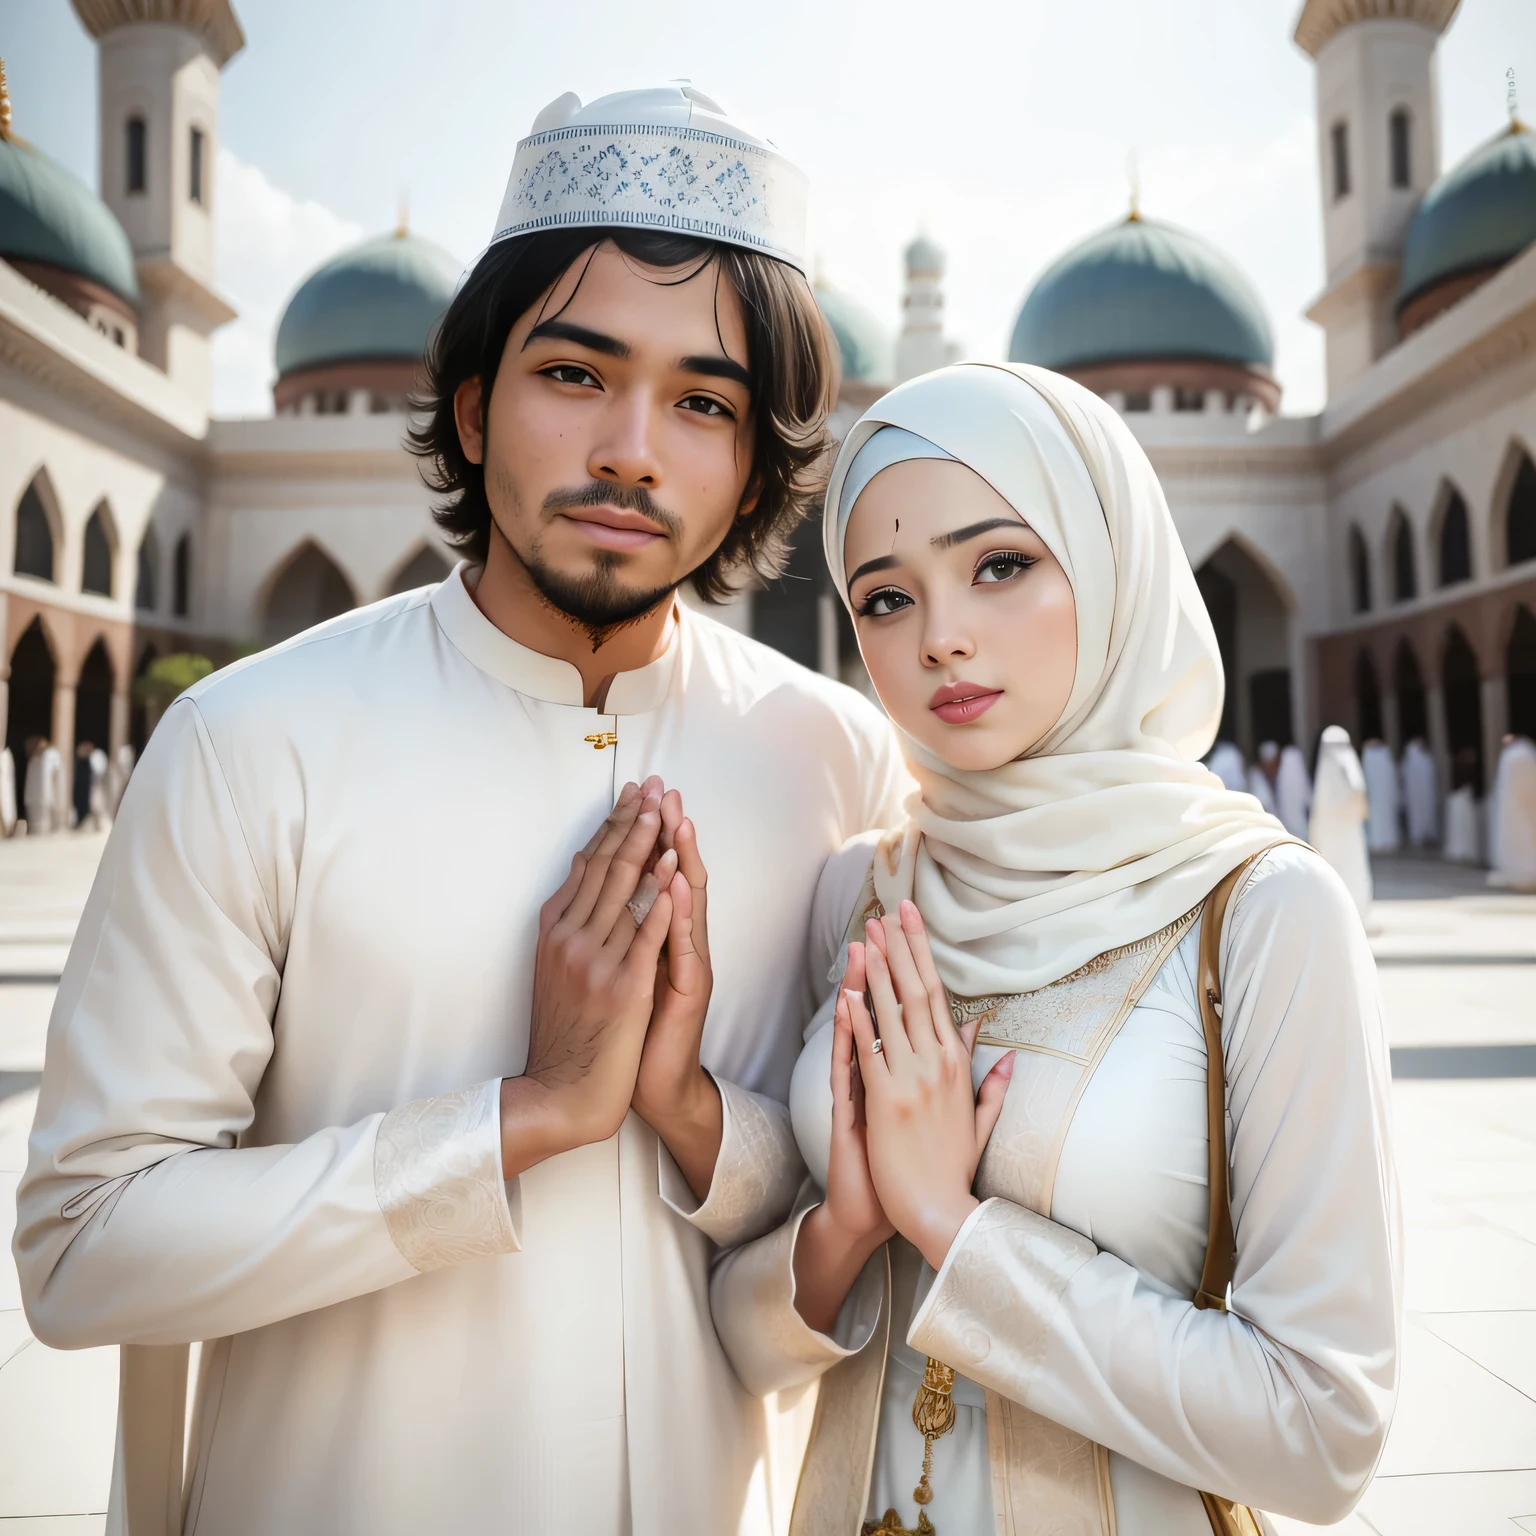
[497,468,686,652]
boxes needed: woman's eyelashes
[974,549,1038,584]
[855,585,914,619]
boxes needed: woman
[710,364,1400,1534]
[1309,726,1373,921]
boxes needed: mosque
[2,0,1535,830]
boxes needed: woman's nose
[922,615,976,667]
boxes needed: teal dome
[0,134,138,304]
[815,283,894,385]
[1009,215,1273,372]
[1398,125,1536,312]
[275,231,462,378]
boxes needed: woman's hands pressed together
[850,900,1013,1273]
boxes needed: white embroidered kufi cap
[490,84,809,273]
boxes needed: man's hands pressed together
[502,778,723,1201]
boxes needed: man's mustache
[542,482,682,540]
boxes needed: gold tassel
[859,1357,955,1535]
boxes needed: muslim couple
[15,86,1399,1536]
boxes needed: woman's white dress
[712,838,1400,1534]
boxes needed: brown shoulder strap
[1194,843,1293,1313]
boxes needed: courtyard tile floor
[0,834,1533,1532]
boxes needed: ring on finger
[626,886,657,928]
[870,1037,884,1057]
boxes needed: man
[16,86,905,1535]
[72,739,94,830]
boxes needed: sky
[4,0,1533,418]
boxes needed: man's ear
[454,377,486,465]
[736,470,763,520]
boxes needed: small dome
[275,231,462,380]
[905,234,944,275]
[1398,124,1536,316]
[815,282,895,385]
[0,134,138,304]
[1009,215,1273,372]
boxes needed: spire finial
[1510,67,1527,133]
[395,187,410,239]
[1126,149,1141,222]
[0,59,12,143]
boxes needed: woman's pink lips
[929,689,1002,725]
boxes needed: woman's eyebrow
[846,554,899,590]
[930,516,1026,551]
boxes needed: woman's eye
[857,587,913,618]
[680,394,730,418]
[544,364,599,387]
[975,551,1036,584]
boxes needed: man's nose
[589,391,662,488]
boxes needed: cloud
[210,148,364,418]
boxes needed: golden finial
[1510,67,1528,134]
[395,187,410,239]
[0,59,12,143]
[1126,149,1141,222]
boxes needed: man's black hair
[407,227,837,602]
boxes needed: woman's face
[844,458,1078,773]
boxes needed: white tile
[1376,1322,1536,1476]
[1420,1311,1536,1405]
[0,988,52,1074]
[0,1087,39,1174]
[0,1336,116,1516]
[1358,1470,1536,1535]
[1379,967,1536,1048]
[0,1309,31,1368]
[1266,1513,1376,1534]
[1402,1220,1536,1313]
[0,1519,107,1533]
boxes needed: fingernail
[619,782,638,801]
[900,899,921,928]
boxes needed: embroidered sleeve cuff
[374,1077,520,1273]
[709,1187,886,1396]
[658,1074,803,1248]
[906,1197,1095,1405]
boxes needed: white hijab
[824,362,1285,996]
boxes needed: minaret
[1295,0,1460,399]
[896,232,958,383]
[70,0,242,404]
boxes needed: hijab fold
[824,363,1285,997]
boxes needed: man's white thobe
[1490,737,1536,891]
[1401,738,1438,846]
[1309,734,1373,921]
[14,566,907,1536]
[1361,742,1401,852]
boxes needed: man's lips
[928,681,1003,725]
[558,506,668,551]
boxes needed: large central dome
[1009,215,1274,385]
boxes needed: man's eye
[856,587,912,618]
[975,552,1036,584]
[544,364,598,387]
[680,395,730,417]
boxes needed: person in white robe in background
[1489,737,1536,890]
[108,742,135,816]
[15,87,908,1536]
[1275,742,1312,838]
[707,367,1399,1534]
[1443,786,1482,862]
[1310,727,1374,920]
[1246,740,1279,815]
[1206,739,1246,792]
[23,738,60,835]
[1401,737,1438,846]
[0,747,15,837]
[1361,740,1401,852]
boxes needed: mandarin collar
[430,562,683,714]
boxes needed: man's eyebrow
[846,554,899,589]
[679,353,752,390]
[930,516,1025,551]
[524,318,629,357]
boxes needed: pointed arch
[5,616,57,773]
[1431,480,1472,587]
[75,636,115,756]
[130,642,159,753]
[136,524,160,612]
[83,500,117,597]
[1508,603,1536,741]
[1387,505,1416,603]
[1494,438,1536,570]
[261,540,359,643]
[1442,623,1483,789]
[1354,646,1383,741]
[173,532,192,618]
[384,541,454,598]
[13,468,61,583]
[1394,638,1428,743]
[1348,524,1371,614]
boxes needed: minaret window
[126,116,147,194]
[1389,108,1412,189]
[189,126,205,205]
[173,533,191,617]
[1389,508,1416,602]
[1330,120,1351,201]
[13,479,55,583]
[83,506,114,597]
[136,527,159,612]
[1348,525,1371,613]
[1437,491,1471,586]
